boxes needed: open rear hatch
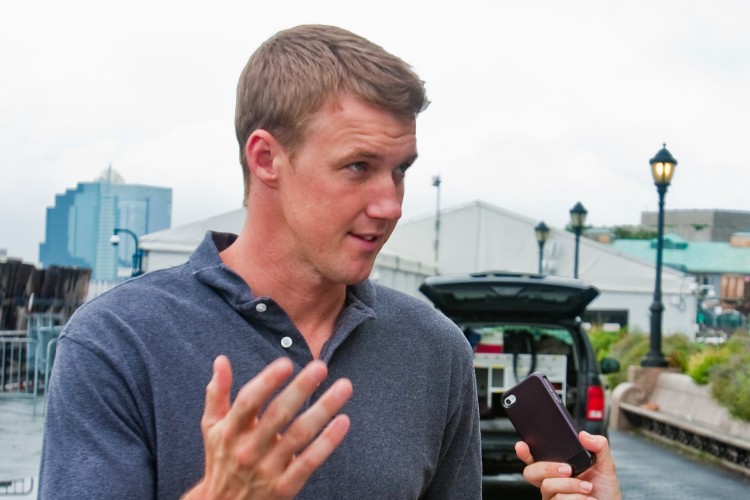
[419,271,599,321]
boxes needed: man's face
[274,94,417,286]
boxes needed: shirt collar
[189,230,377,318]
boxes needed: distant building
[641,209,750,242]
[39,166,172,281]
[612,233,750,317]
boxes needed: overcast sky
[2,0,749,265]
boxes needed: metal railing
[0,477,34,496]
[0,334,40,413]
[0,313,64,416]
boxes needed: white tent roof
[384,200,690,295]
[140,208,247,254]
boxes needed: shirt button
[255,303,267,313]
[281,336,293,349]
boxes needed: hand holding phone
[502,372,595,476]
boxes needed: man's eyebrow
[344,150,419,166]
[402,153,419,165]
[401,153,419,167]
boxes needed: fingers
[519,433,621,500]
[539,477,594,500]
[579,431,606,454]
[197,356,353,499]
[521,455,594,500]
[515,440,533,465]
[280,406,352,495]
[202,355,233,433]
[226,357,296,437]
[521,457,574,489]
[253,360,331,446]
[272,377,353,459]
[578,432,621,498]
[579,432,614,472]
[223,358,353,469]
[229,360,328,465]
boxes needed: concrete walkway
[0,398,44,498]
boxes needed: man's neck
[220,229,347,359]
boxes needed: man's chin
[339,264,377,286]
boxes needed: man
[39,25,620,499]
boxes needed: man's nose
[366,177,403,221]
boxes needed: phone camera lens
[503,394,516,408]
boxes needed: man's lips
[350,233,381,243]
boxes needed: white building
[139,200,697,336]
[384,200,696,336]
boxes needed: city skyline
[39,167,172,279]
[2,1,750,265]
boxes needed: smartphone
[502,372,596,476]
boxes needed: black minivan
[420,271,620,475]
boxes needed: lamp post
[569,202,588,279]
[534,221,550,274]
[432,175,442,274]
[642,143,677,368]
[110,228,144,277]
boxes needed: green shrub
[724,331,750,354]
[711,350,750,421]
[597,329,750,422]
[709,332,750,421]
[587,328,626,360]
[592,331,697,388]
[686,348,730,385]
[605,332,649,387]
[663,334,699,373]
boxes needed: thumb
[202,355,233,433]
[580,431,616,472]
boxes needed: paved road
[610,429,750,499]
[482,429,750,499]
[3,397,749,499]
[0,398,43,498]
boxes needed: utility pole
[432,175,442,274]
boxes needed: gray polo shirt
[39,231,481,499]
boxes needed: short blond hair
[235,24,429,203]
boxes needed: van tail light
[586,385,605,421]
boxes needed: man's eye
[394,164,410,178]
[348,162,367,173]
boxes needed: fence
[0,313,64,416]
[0,477,34,496]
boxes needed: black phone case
[502,372,595,476]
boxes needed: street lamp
[642,143,677,368]
[110,228,144,277]
[534,221,550,274]
[569,202,588,279]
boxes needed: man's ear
[245,130,283,188]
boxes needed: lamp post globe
[569,202,587,279]
[534,221,550,274]
[642,143,678,368]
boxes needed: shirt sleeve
[422,341,482,499]
[39,335,156,499]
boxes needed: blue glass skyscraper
[39,167,172,281]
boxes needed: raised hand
[183,355,353,499]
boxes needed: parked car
[419,271,620,475]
